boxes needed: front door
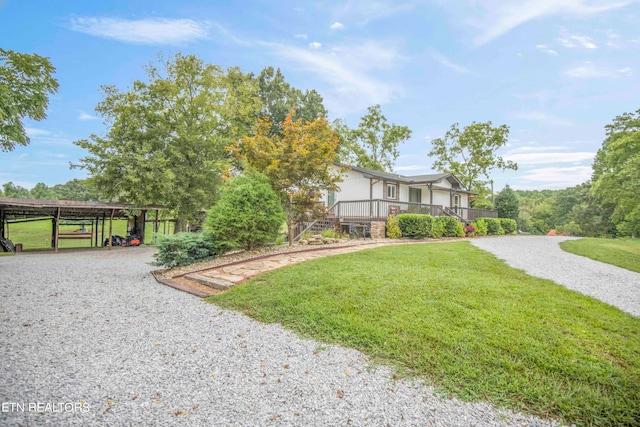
[453,194,460,212]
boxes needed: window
[328,190,336,206]
[386,183,397,200]
[409,187,422,203]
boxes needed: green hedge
[386,214,402,239]
[478,217,504,235]
[397,214,433,239]
[439,216,465,237]
[472,218,488,236]
[499,218,517,234]
[153,232,227,268]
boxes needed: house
[294,165,497,240]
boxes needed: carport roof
[0,197,165,221]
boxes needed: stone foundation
[370,221,386,239]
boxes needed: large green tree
[2,182,29,198]
[230,109,342,244]
[206,168,285,251]
[256,66,327,136]
[73,54,261,230]
[429,121,516,194]
[494,185,519,223]
[591,108,640,237]
[0,49,59,152]
[52,179,101,201]
[29,182,57,200]
[335,104,412,172]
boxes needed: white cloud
[535,44,559,55]
[430,50,470,74]
[558,34,598,49]
[505,151,595,165]
[25,128,51,138]
[331,0,418,25]
[68,17,209,45]
[519,166,593,188]
[308,42,322,49]
[467,0,634,45]
[510,111,573,126]
[270,41,400,113]
[330,22,345,30]
[563,61,631,78]
[294,34,308,39]
[508,145,568,153]
[78,111,98,121]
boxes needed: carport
[0,197,164,252]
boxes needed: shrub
[321,229,340,239]
[557,221,583,236]
[206,169,285,251]
[431,218,445,238]
[499,218,517,235]
[153,232,225,268]
[439,216,464,237]
[464,224,476,237]
[386,214,402,239]
[397,214,433,239]
[472,218,488,236]
[483,218,504,235]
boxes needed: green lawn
[4,219,174,250]
[560,238,640,273]
[208,242,640,427]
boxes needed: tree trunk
[287,220,293,246]
[174,219,188,234]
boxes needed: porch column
[428,183,433,204]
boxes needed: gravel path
[472,236,640,317]
[0,247,558,426]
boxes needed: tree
[206,168,285,251]
[51,179,101,201]
[229,109,342,244]
[335,105,412,172]
[29,182,57,200]
[494,185,519,223]
[73,54,262,230]
[2,182,29,198]
[256,66,327,136]
[429,121,516,194]
[1,49,59,152]
[591,108,640,237]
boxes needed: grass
[560,238,640,273]
[4,218,175,250]
[208,242,640,427]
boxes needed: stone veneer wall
[370,221,386,239]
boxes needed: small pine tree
[206,169,285,251]
[495,185,519,223]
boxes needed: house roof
[346,165,471,192]
[0,197,164,221]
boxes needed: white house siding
[431,189,451,207]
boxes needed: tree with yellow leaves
[229,109,342,244]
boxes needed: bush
[321,229,340,239]
[153,232,225,268]
[431,218,445,238]
[464,224,476,237]
[439,216,464,237]
[499,218,517,235]
[557,221,583,236]
[206,169,285,251]
[482,218,504,235]
[386,214,402,239]
[472,218,488,236]
[397,214,433,239]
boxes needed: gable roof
[346,165,470,191]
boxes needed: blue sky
[1,0,639,192]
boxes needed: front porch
[293,199,498,240]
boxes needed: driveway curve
[0,247,557,426]
[472,236,640,317]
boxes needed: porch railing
[328,199,443,220]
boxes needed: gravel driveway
[472,236,640,317]
[0,247,559,426]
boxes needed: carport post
[54,207,60,253]
[0,208,4,239]
[108,209,115,249]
